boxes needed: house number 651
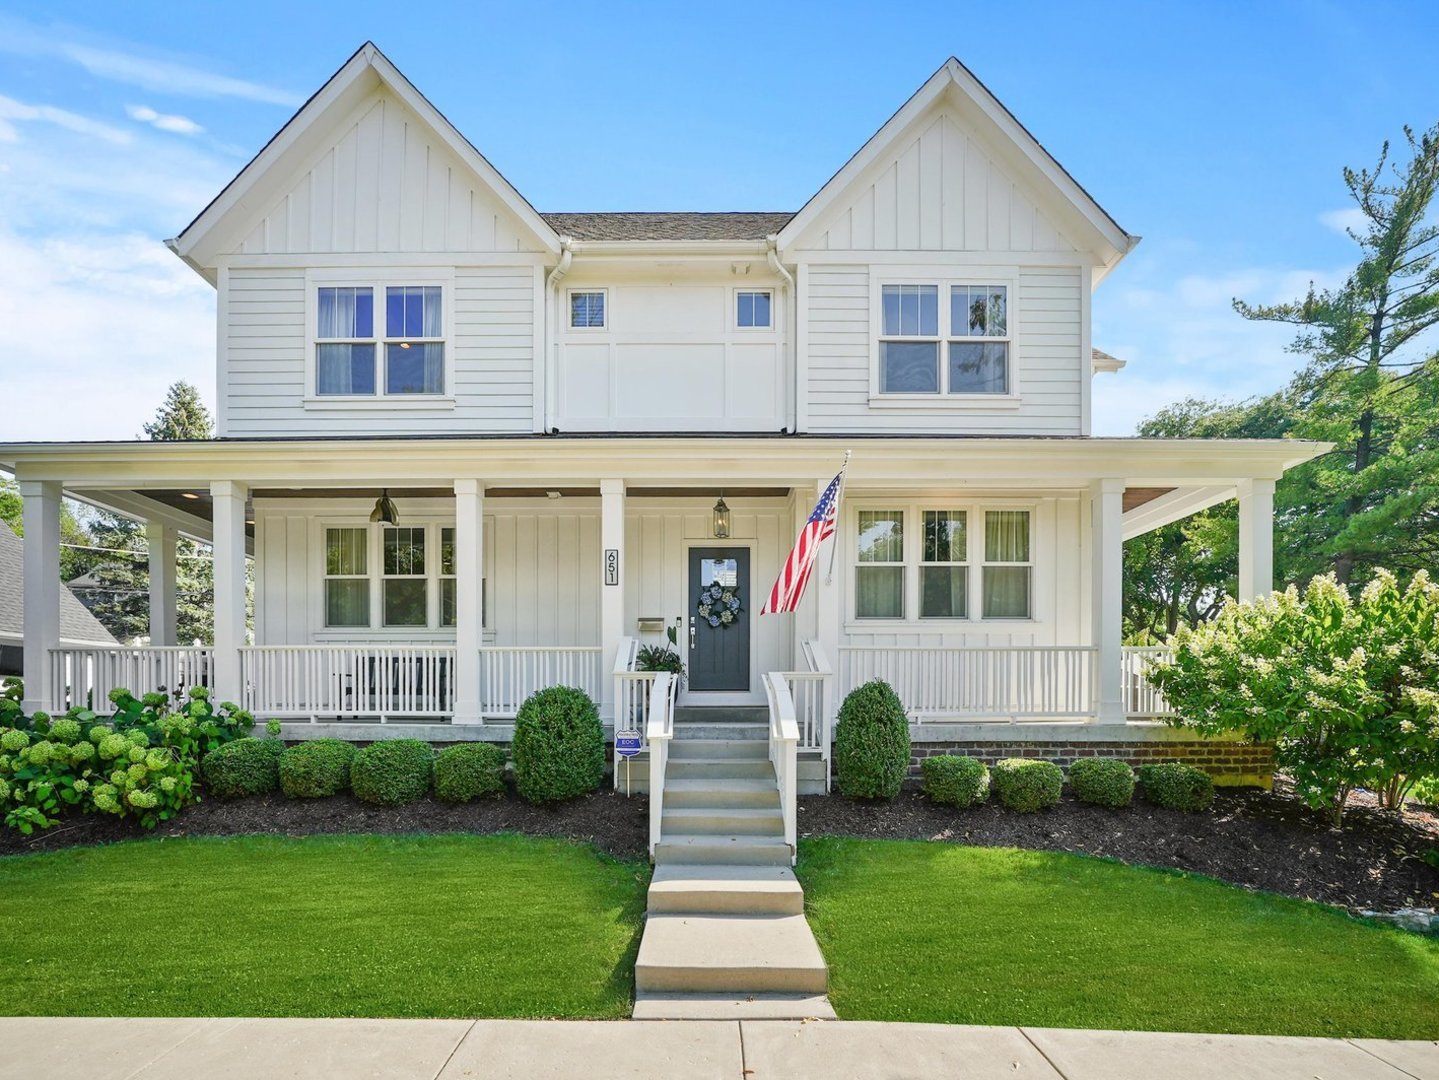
[604,549,619,586]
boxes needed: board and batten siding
[802,264,1084,435]
[221,264,538,436]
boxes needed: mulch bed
[799,778,1439,913]
[4,778,1437,914]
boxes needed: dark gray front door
[688,547,750,692]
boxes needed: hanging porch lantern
[712,494,731,539]
[369,489,399,525]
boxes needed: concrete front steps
[633,722,835,1021]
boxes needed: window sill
[843,617,1037,632]
[303,396,457,411]
[868,394,1022,411]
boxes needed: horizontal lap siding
[805,264,1083,435]
[224,265,535,436]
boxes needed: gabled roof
[0,521,117,647]
[777,57,1138,274]
[169,42,560,275]
[542,212,794,242]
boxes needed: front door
[687,547,751,692]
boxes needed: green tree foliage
[1148,571,1439,825]
[142,381,213,441]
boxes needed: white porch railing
[50,647,214,712]
[838,645,1098,721]
[646,672,676,858]
[762,671,799,862]
[478,646,604,718]
[1122,645,1175,718]
[240,646,456,720]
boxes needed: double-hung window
[982,510,1031,618]
[324,527,370,627]
[316,284,445,396]
[382,527,428,628]
[439,527,457,628]
[920,510,968,618]
[878,281,1010,396]
[855,509,905,619]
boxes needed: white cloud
[0,16,301,107]
[0,93,130,144]
[125,104,204,136]
[1319,206,1368,235]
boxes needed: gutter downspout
[544,237,574,432]
[767,235,797,433]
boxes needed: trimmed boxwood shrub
[434,743,506,803]
[279,738,356,798]
[834,680,911,800]
[920,755,989,808]
[1139,762,1215,812]
[201,737,283,799]
[992,758,1063,812]
[1068,757,1136,808]
[351,739,434,806]
[512,686,605,804]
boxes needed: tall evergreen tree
[141,381,213,441]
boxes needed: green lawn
[0,834,648,1018]
[797,837,1439,1039]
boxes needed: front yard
[0,834,648,1019]
[798,837,1439,1039]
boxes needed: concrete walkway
[3,1017,1436,1080]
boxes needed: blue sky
[1,0,1436,438]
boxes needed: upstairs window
[570,290,606,328]
[877,281,1011,396]
[315,284,445,397]
[736,290,772,328]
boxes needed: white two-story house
[2,44,1320,791]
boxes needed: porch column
[146,521,178,646]
[210,480,248,705]
[1236,478,1275,602]
[1090,478,1124,722]
[452,479,485,724]
[600,478,625,721]
[20,480,62,716]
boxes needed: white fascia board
[0,437,1330,492]
[1122,485,1237,541]
[171,43,559,272]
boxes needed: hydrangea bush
[1149,570,1439,826]
[0,686,254,833]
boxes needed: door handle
[689,616,697,650]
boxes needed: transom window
[570,290,606,328]
[736,290,772,328]
[878,282,1010,395]
[853,506,1031,621]
[315,284,444,396]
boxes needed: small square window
[570,291,606,328]
[737,290,772,328]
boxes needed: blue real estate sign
[615,730,642,758]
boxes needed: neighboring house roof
[0,521,117,647]
[1091,348,1127,374]
[541,212,795,242]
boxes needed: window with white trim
[382,527,428,628]
[569,290,606,328]
[315,284,445,396]
[982,510,1031,618]
[438,527,457,628]
[324,527,370,628]
[736,290,772,328]
[920,509,968,618]
[878,282,1010,395]
[855,509,905,619]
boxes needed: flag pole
[824,449,851,585]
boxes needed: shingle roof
[541,212,794,242]
[0,521,117,646]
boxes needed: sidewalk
[3,1017,1435,1080]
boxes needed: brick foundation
[909,739,1274,788]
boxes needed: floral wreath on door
[696,583,743,628]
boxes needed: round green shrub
[278,739,356,798]
[1412,775,1439,808]
[920,755,989,808]
[1138,762,1215,812]
[992,758,1063,812]
[1068,757,1136,808]
[434,743,507,803]
[512,686,605,803]
[351,739,434,806]
[834,680,911,800]
[202,737,284,799]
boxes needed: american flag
[761,468,845,615]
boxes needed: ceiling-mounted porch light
[369,489,399,525]
[712,494,732,539]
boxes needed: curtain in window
[386,343,444,394]
[325,580,370,626]
[386,286,442,338]
[318,287,373,338]
[857,510,904,618]
[985,511,1029,562]
[983,567,1030,618]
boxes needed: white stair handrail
[646,672,675,858]
[763,671,800,863]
